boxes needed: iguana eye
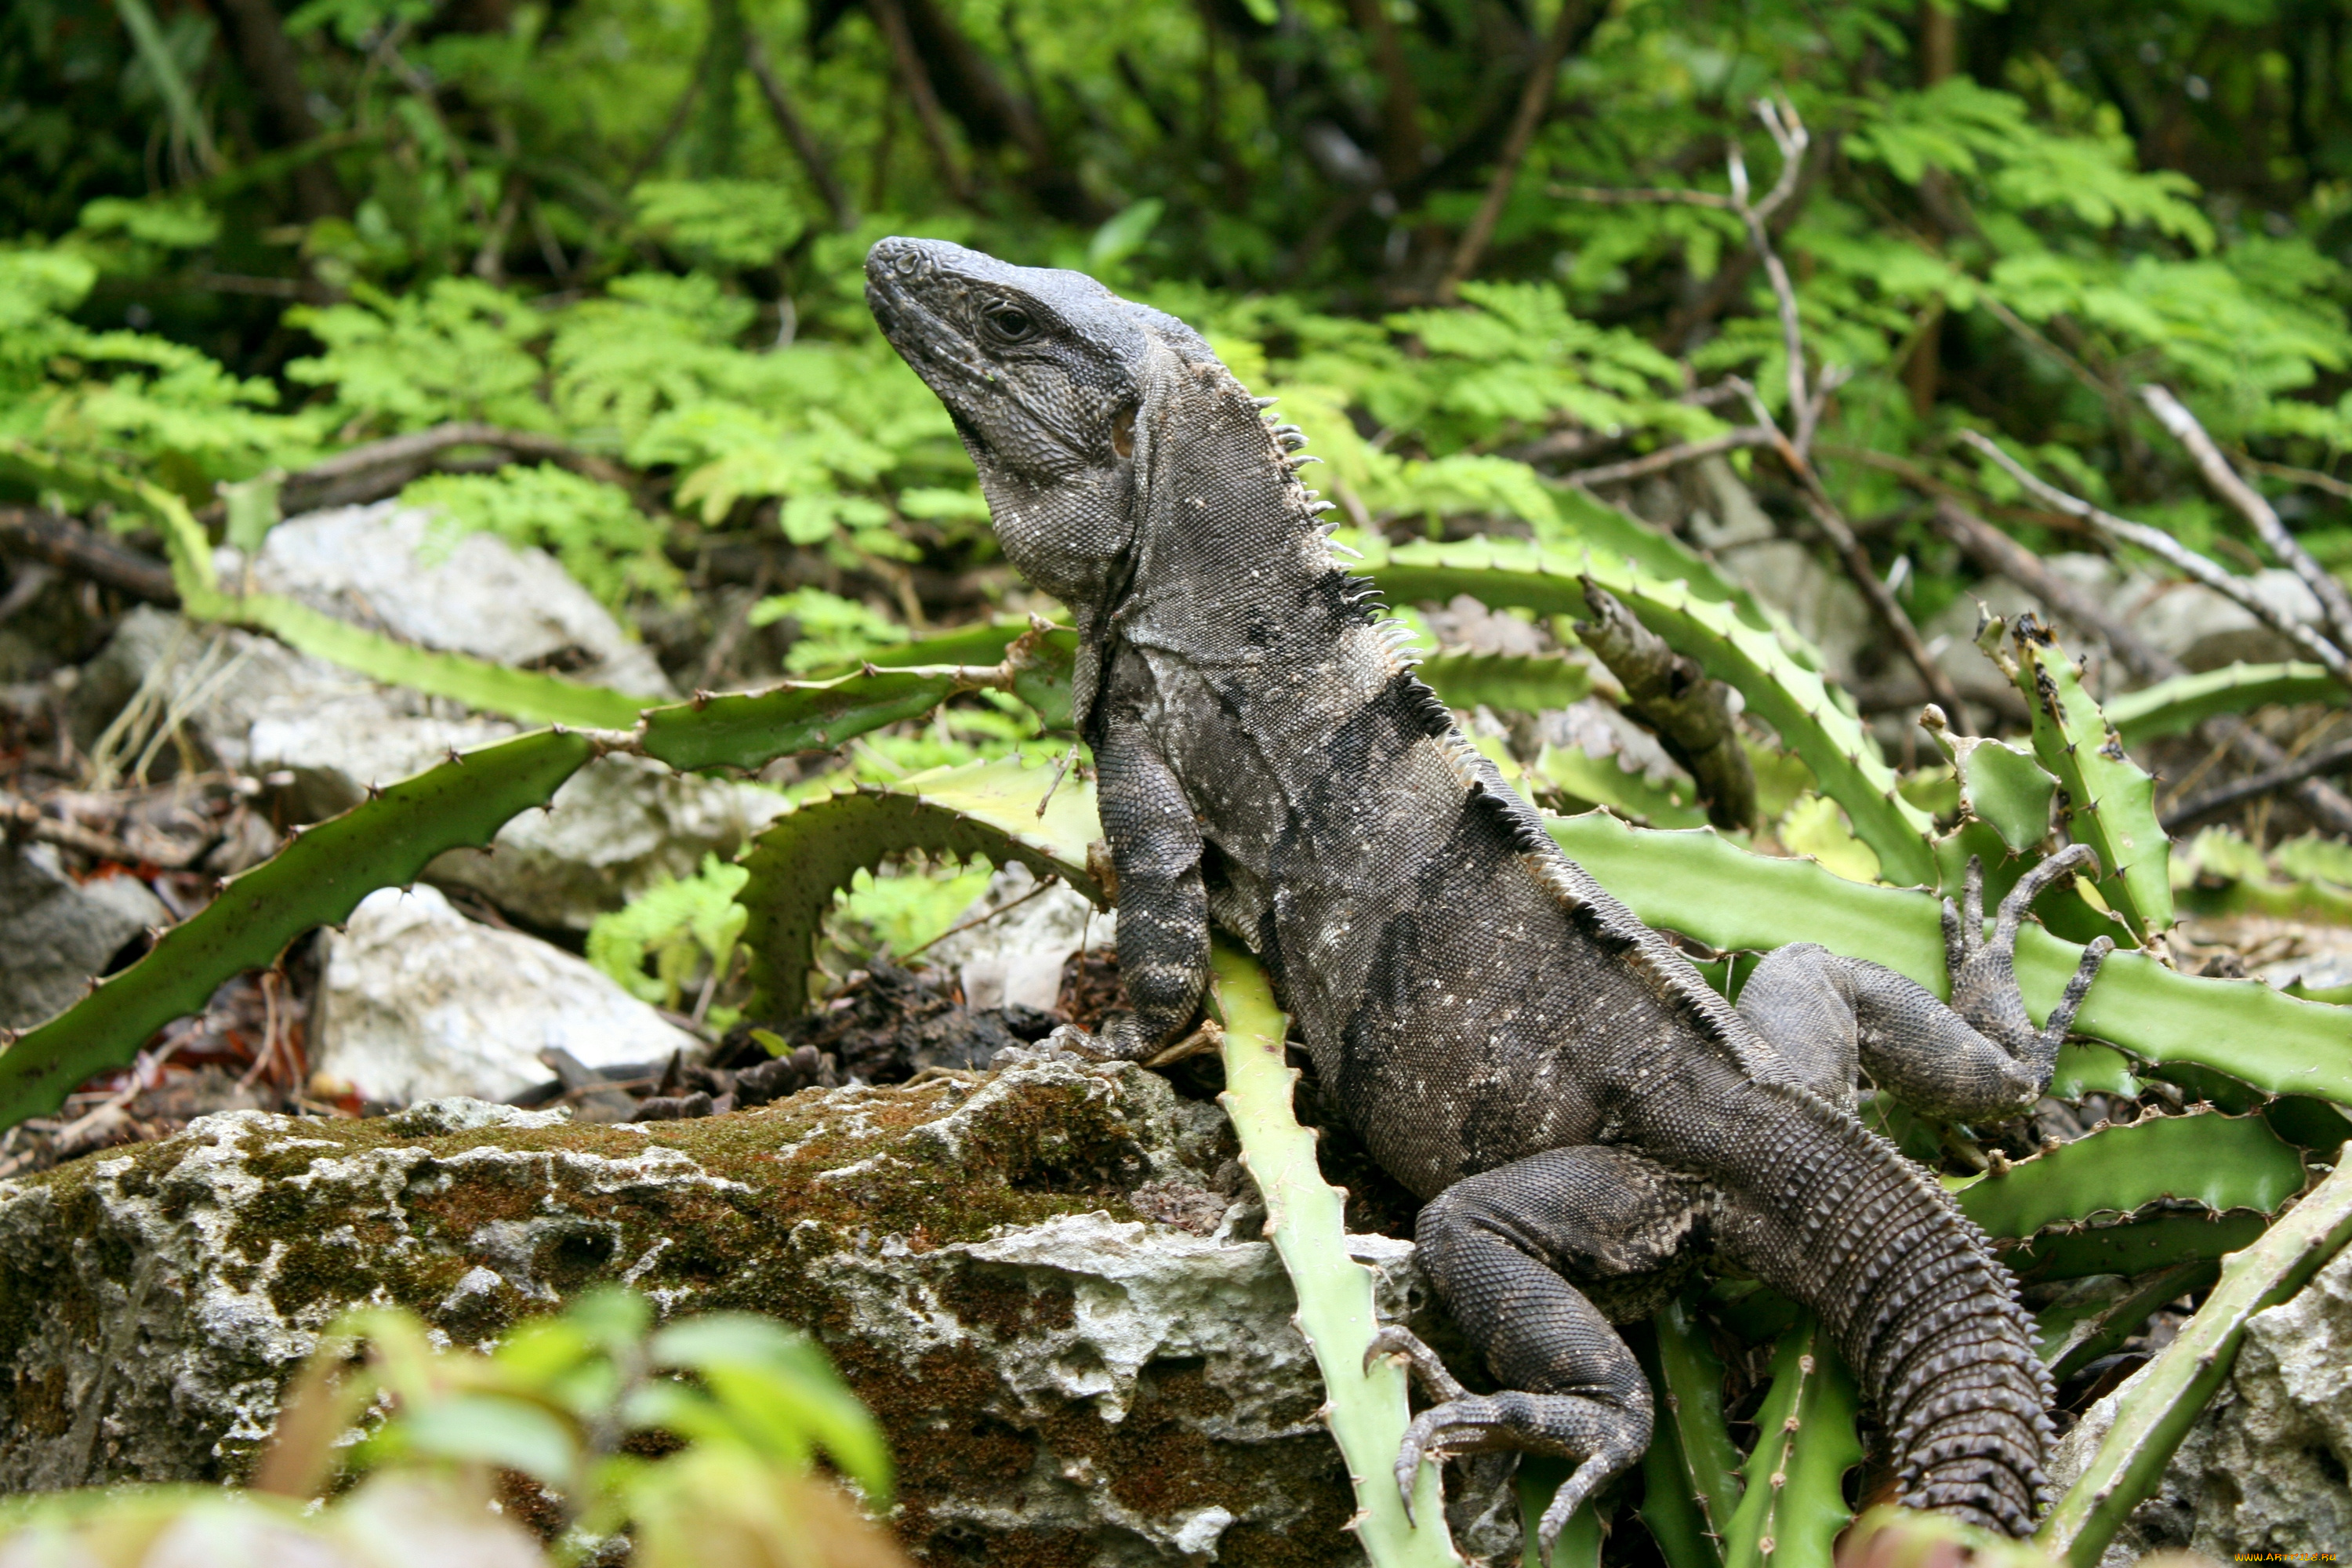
[985,306,1036,341]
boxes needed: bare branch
[0,506,179,606]
[1958,430,2352,688]
[1439,0,1598,299]
[278,423,637,514]
[2140,383,2352,655]
[1751,93,1809,223]
[1548,183,1732,209]
[868,0,972,204]
[2240,454,2352,503]
[2161,735,2352,833]
[746,31,855,230]
[1563,426,1775,488]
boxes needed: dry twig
[2140,384,2352,655]
[1958,430,2352,689]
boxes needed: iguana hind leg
[1397,1145,1708,1563]
[1736,845,2113,1122]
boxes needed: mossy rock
[0,1050,1441,1565]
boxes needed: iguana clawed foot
[1942,845,2114,1065]
[1370,1326,1638,1566]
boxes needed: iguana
[866,237,2114,1553]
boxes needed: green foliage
[751,588,909,673]
[588,854,751,1023]
[0,1288,901,1568]
[1955,1111,2309,1238]
[405,463,682,612]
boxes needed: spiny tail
[1709,1084,2053,1535]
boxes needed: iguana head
[866,237,1201,603]
[868,238,1344,726]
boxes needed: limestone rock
[312,884,696,1105]
[0,1051,1441,1566]
[0,844,169,1029]
[2049,1240,2352,1558]
[235,502,671,698]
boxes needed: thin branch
[0,507,180,605]
[278,423,637,514]
[1439,0,1596,298]
[1958,430,2352,689]
[2140,383,2352,655]
[745,31,855,229]
[2160,735,2352,833]
[2241,454,2352,503]
[1548,183,1731,209]
[1563,426,1774,488]
[1933,494,2352,838]
[627,52,711,185]
[869,0,972,204]
[1727,101,1816,452]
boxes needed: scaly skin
[865,238,2111,1555]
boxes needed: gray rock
[1714,539,1875,681]
[234,502,672,698]
[2129,570,2325,673]
[2049,1240,2352,1557]
[930,863,1114,1012]
[0,1051,1479,1566]
[311,884,697,1105]
[0,844,169,1029]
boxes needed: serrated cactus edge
[1209,939,1466,1568]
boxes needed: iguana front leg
[1062,717,1211,1061]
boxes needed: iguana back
[869,237,2108,1548]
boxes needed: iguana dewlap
[866,237,2111,1552]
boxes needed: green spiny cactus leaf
[2009,621,2172,939]
[642,670,986,771]
[236,593,655,729]
[1518,1459,1603,1568]
[735,755,1105,1014]
[0,729,597,1128]
[1548,483,1831,673]
[2106,661,2343,746]
[1955,1111,2307,1238]
[2039,1156,2352,1566]
[1544,811,2352,1104]
[1534,742,1710,829]
[1367,540,1936,886]
[1417,652,1595,715]
[1719,1316,1863,1568]
[2037,1260,2220,1383]
[2049,1042,2142,1100]
[2008,1209,2272,1283]
[1210,939,1465,1568]
[1639,1300,1740,1568]
[1926,720,2057,856]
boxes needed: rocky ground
[4,479,2351,1562]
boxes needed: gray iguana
[866,237,2113,1552]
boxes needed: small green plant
[405,463,684,612]
[586,854,753,1027]
[0,1289,904,1568]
